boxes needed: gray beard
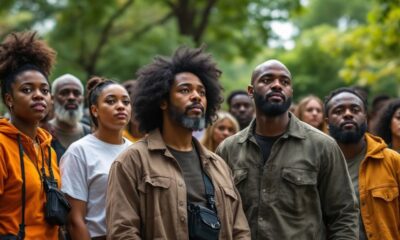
[168,104,206,131]
[181,116,206,131]
[54,101,84,126]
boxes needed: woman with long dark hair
[0,32,59,239]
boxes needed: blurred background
[1,0,399,110]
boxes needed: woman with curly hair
[201,111,239,152]
[0,32,59,239]
[60,77,132,240]
[295,95,327,133]
[372,98,400,152]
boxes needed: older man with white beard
[49,74,91,163]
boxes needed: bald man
[216,60,359,239]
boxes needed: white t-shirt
[60,134,132,237]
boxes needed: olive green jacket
[216,113,359,240]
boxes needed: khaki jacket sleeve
[319,142,359,239]
[230,178,251,239]
[215,149,251,239]
[106,150,142,240]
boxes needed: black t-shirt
[254,133,282,165]
[168,146,207,206]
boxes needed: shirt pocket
[371,186,399,202]
[281,168,317,185]
[138,176,171,193]
[138,176,172,218]
[279,167,318,213]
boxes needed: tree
[333,0,400,96]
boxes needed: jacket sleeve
[0,152,6,195]
[215,140,230,166]
[230,174,251,239]
[106,150,142,240]
[215,151,251,239]
[319,141,359,239]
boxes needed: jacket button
[179,201,184,206]
[180,217,185,222]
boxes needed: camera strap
[202,172,217,212]
[16,135,54,239]
[17,134,26,240]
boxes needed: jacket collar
[147,128,215,162]
[364,133,387,160]
[238,112,306,143]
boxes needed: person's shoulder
[66,134,94,151]
[113,137,150,164]
[219,128,247,148]
[382,147,400,163]
[204,148,232,171]
[297,120,337,145]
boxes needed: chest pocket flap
[371,186,399,201]
[282,168,317,185]
[138,176,171,193]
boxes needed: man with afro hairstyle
[106,46,250,239]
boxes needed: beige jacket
[106,129,250,240]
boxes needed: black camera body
[188,203,221,240]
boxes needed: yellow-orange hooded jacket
[0,118,59,239]
[360,133,400,240]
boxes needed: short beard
[254,90,292,117]
[168,103,206,131]
[329,122,367,144]
[54,101,84,126]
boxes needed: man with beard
[227,90,255,130]
[106,47,250,239]
[325,87,400,240]
[216,60,358,239]
[49,74,91,162]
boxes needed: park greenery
[0,0,399,109]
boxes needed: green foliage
[331,0,400,96]
[1,0,398,112]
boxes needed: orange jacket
[0,118,59,239]
[360,133,400,240]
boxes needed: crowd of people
[1,31,400,240]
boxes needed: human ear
[90,105,98,118]
[247,85,254,98]
[160,100,167,110]
[4,93,14,109]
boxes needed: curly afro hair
[373,99,400,145]
[133,46,223,133]
[0,31,56,103]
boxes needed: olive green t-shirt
[346,144,367,240]
[168,146,207,206]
